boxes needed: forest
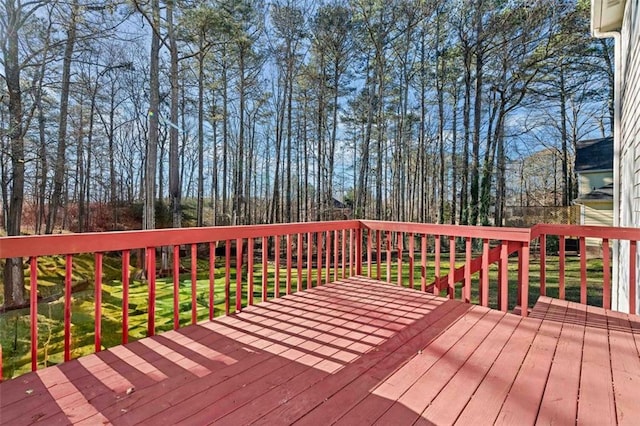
[1,1,612,292]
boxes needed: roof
[576,183,614,202]
[575,137,613,172]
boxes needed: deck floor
[2,276,640,425]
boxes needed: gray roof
[576,183,614,202]
[575,137,613,172]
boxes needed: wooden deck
[2,276,640,425]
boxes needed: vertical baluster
[559,235,566,300]
[520,242,530,317]
[482,239,489,307]
[517,247,523,308]
[173,245,180,330]
[286,234,292,294]
[325,231,332,284]
[367,229,372,278]
[192,244,199,322]
[287,234,293,294]
[421,234,427,292]
[397,233,403,287]
[341,229,346,279]
[64,255,73,361]
[307,232,313,289]
[356,227,363,276]
[603,239,611,310]
[349,229,354,276]
[275,236,280,297]
[147,248,156,336]
[236,238,243,312]
[580,237,587,305]
[464,237,472,303]
[209,242,216,320]
[248,238,254,305]
[262,236,268,301]
[225,240,231,315]
[539,234,546,296]
[434,235,441,295]
[333,230,339,282]
[297,234,303,292]
[317,232,323,286]
[122,250,130,344]
[376,230,382,280]
[95,252,103,352]
[499,241,508,312]
[386,231,392,283]
[448,236,455,299]
[408,234,414,289]
[30,256,38,371]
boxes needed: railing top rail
[531,223,640,240]
[359,220,532,242]
[0,220,361,259]
[3,219,639,260]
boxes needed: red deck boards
[2,276,639,425]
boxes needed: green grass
[0,252,606,380]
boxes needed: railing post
[520,242,530,317]
[481,239,489,307]
[146,247,156,337]
[30,256,38,371]
[603,239,611,310]
[95,252,103,351]
[172,246,180,330]
[64,254,73,361]
[499,241,508,312]
[356,226,363,276]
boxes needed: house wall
[616,1,640,314]
[577,172,613,196]
[581,202,614,252]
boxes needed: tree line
[1,0,612,307]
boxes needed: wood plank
[494,299,564,425]
[455,304,547,425]
[536,299,584,425]
[607,308,640,425]
[576,305,617,424]
[332,306,490,425]
[419,311,519,425]
[253,300,469,425]
[372,308,500,425]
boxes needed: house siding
[617,1,640,314]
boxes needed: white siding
[616,1,640,314]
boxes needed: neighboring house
[592,0,640,314]
[574,137,614,254]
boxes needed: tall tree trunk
[167,0,180,228]
[460,46,472,225]
[144,0,160,231]
[196,33,205,227]
[469,0,483,226]
[3,0,27,306]
[47,0,78,234]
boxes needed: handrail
[361,220,532,242]
[530,223,640,240]
[0,220,361,258]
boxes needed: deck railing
[0,220,638,380]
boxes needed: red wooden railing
[530,224,640,314]
[1,220,639,381]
